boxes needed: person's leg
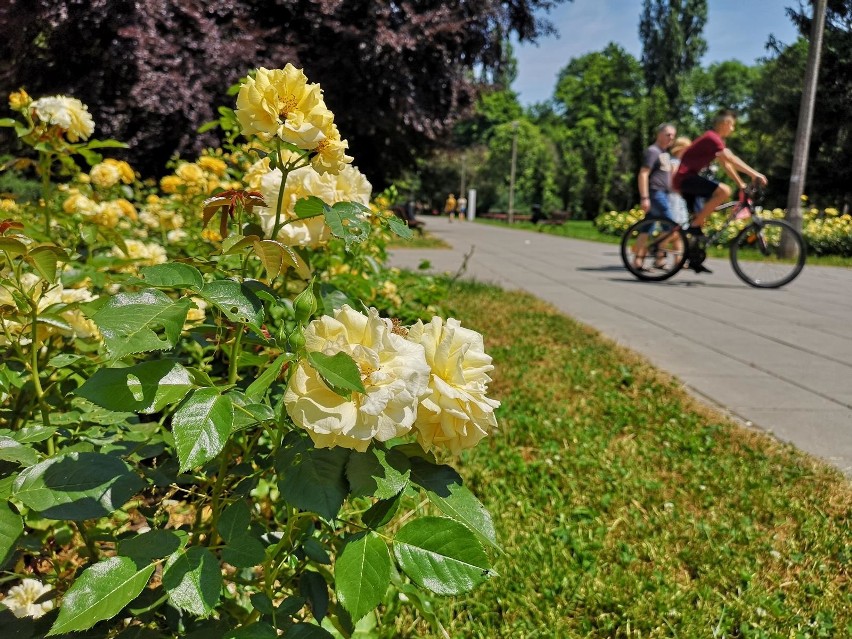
[692,183,731,228]
[649,192,682,266]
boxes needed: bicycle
[620,186,806,288]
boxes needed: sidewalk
[389,216,852,477]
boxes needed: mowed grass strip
[402,281,851,638]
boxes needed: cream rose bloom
[257,164,371,247]
[31,95,95,142]
[311,123,353,175]
[111,239,167,272]
[235,65,332,148]
[284,305,430,452]
[407,317,500,455]
[2,578,55,619]
[89,161,121,188]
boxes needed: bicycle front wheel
[730,219,806,288]
[621,217,687,282]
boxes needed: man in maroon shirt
[673,109,767,230]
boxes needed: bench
[478,212,533,222]
[536,210,570,226]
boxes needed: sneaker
[691,264,713,274]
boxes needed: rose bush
[0,68,499,638]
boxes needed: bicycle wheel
[621,217,687,282]
[730,219,806,288]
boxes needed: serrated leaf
[299,571,328,623]
[93,289,192,358]
[217,501,250,543]
[386,215,414,239]
[47,556,155,636]
[324,202,371,249]
[0,501,23,563]
[139,264,204,291]
[277,435,350,520]
[285,624,335,639]
[172,388,233,472]
[306,351,366,397]
[294,196,327,218]
[222,536,265,568]
[75,360,194,414]
[200,280,264,326]
[13,452,144,520]
[393,517,490,595]
[0,437,39,466]
[409,458,499,549]
[245,354,288,401]
[118,529,184,564]
[253,239,310,280]
[361,493,403,530]
[26,245,68,283]
[346,446,410,500]
[335,532,390,623]
[163,546,221,617]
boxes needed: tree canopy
[0,0,567,187]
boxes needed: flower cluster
[285,306,499,455]
[235,65,352,175]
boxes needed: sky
[512,0,802,105]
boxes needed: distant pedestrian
[444,193,457,222]
[457,195,467,221]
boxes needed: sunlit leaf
[162,546,221,617]
[335,532,390,623]
[172,388,233,472]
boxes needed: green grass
[396,282,851,638]
[387,231,451,249]
[476,218,852,267]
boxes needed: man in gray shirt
[637,123,676,219]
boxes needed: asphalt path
[389,216,852,477]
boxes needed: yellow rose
[235,65,331,148]
[160,175,182,193]
[175,162,205,184]
[0,199,18,213]
[2,578,54,620]
[30,95,95,142]
[111,239,167,271]
[284,305,430,451]
[105,158,136,184]
[243,156,271,190]
[311,124,353,175]
[406,317,500,454]
[89,162,122,189]
[63,192,97,216]
[198,156,228,177]
[8,89,31,111]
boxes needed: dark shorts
[678,174,719,213]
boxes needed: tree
[0,0,568,187]
[551,44,645,216]
[639,0,708,118]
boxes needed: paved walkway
[389,216,852,477]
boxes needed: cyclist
[673,109,768,273]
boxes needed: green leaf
[294,196,328,219]
[245,354,288,401]
[83,139,129,149]
[26,245,68,282]
[302,537,331,565]
[0,117,17,126]
[10,426,56,444]
[200,280,264,326]
[222,536,266,568]
[0,436,39,466]
[335,532,391,623]
[172,388,233,472]
[277,434,350,520]
[386,215,414,239]
[324,202,372,249]
[93,289,192,358]
[162,546,222,617]
[77,147,103,166]
[285,624,334,639]
[393,517,490,595]
[48,556,155,636]
[13,452,144,520]
[217,501,250,543]
[299,571,328,623]
[306,351,366,397]
[75,360,194,414]
[118,529,185,564]
[224,622,278,639]
[253,239,309,280]
[48,353,84,368]
[347,446,410,500]
[361,493,403,530]
[0,502,23,563]
[0,237,27,256]
[139,264,204,291]
[409,458,499,549]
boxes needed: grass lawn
[387,231,451,249]
[396,281,851,638]
[475,218,852,268]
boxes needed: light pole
[508,120,519,225]
[459,152,466,199]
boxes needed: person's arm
[637,166,651,212]
[719,148,767,187]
